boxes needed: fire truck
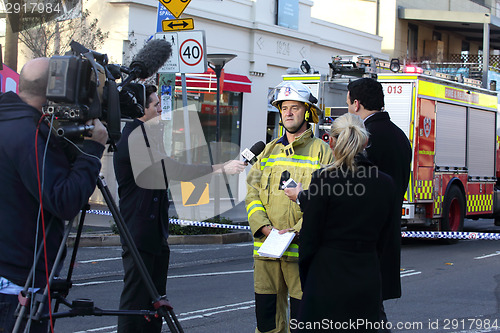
[282,56,500,232]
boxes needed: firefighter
[246,81,333,333]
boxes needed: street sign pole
[157,2,175,160]
[181,73,192,164]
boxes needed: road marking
[75,301,256,332]
[73,269,253,287]
[75,268,421,287]
[400,269,422,278]
[168,269,253,279]
[474,251,500,260]
[179,300,254,316]
[177,300,255,321]
[74,325,117,332]
[73,279,122,287]
[78,257,122,264]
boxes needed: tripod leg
[53,205,89,323]
[97,175,183,332]
[169,308,184,333]
[12,221,54,333]
[13,218,73,333]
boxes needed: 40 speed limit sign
[155,30,207,73]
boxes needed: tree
[18,2,108,58]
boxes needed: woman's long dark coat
[298,157,397,332]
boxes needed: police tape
[85,210,251,231]
[401,231,500,240]
[169,218,251,230]
[86,210,500,239]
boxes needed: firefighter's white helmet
[270,81,321,123]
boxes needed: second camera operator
[0,57,108,333]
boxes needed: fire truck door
[415,98,435,201]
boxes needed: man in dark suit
[347,78,412,330]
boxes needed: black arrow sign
[162,18,194,31]
[169,21,188,29]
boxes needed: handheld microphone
[279,170,290,190]
[241,141,265,165]
[120,39,172,87]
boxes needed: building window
[276,0,299,30]
[461,41,470,62]
[470,0,486,6]
[172,90,242,165]
[407,24,418,61]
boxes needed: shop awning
[175,69,252,93]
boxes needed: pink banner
[0,64,20,93]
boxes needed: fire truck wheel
[441,185,465,242]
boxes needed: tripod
[13,175,183,333]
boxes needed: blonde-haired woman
[285,113,396,332]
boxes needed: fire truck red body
[282,56,500,231]
[379,72,499,231]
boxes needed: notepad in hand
[257,228,296,258]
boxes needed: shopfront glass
[171,88,243,199]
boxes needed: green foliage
[18,1,108,58]
[110,221,119,235]
[169,216,233,235]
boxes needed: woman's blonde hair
[323,113,369,173]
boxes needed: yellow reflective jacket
[246,127,333,261]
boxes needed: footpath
[68,200,252,247]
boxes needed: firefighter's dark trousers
[254,258,302,333]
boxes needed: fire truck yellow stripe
[409,83,416,148]
[404,172,414,203]
[418,150,435,155]
[415,180,433,200]
[467,194,493,213]
[418,80,497,109]
[380,75,419,80]
[434,195,443,216]
[283,76,321,81]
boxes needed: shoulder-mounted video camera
[42,39,172,145]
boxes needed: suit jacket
[364,111,412,300]
[298,156,397,327]
[113,119,213,254]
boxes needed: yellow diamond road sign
[159,0,192,18]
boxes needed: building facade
[1,0,384,204]
[312,0,500,86]
[84,0,384,203]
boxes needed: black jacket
[298,156,396,329]
[0,92,104,287]
[364,111,412,300]
[113,119,213,254]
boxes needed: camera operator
[114,84,245,333]
[0,57,108,332]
